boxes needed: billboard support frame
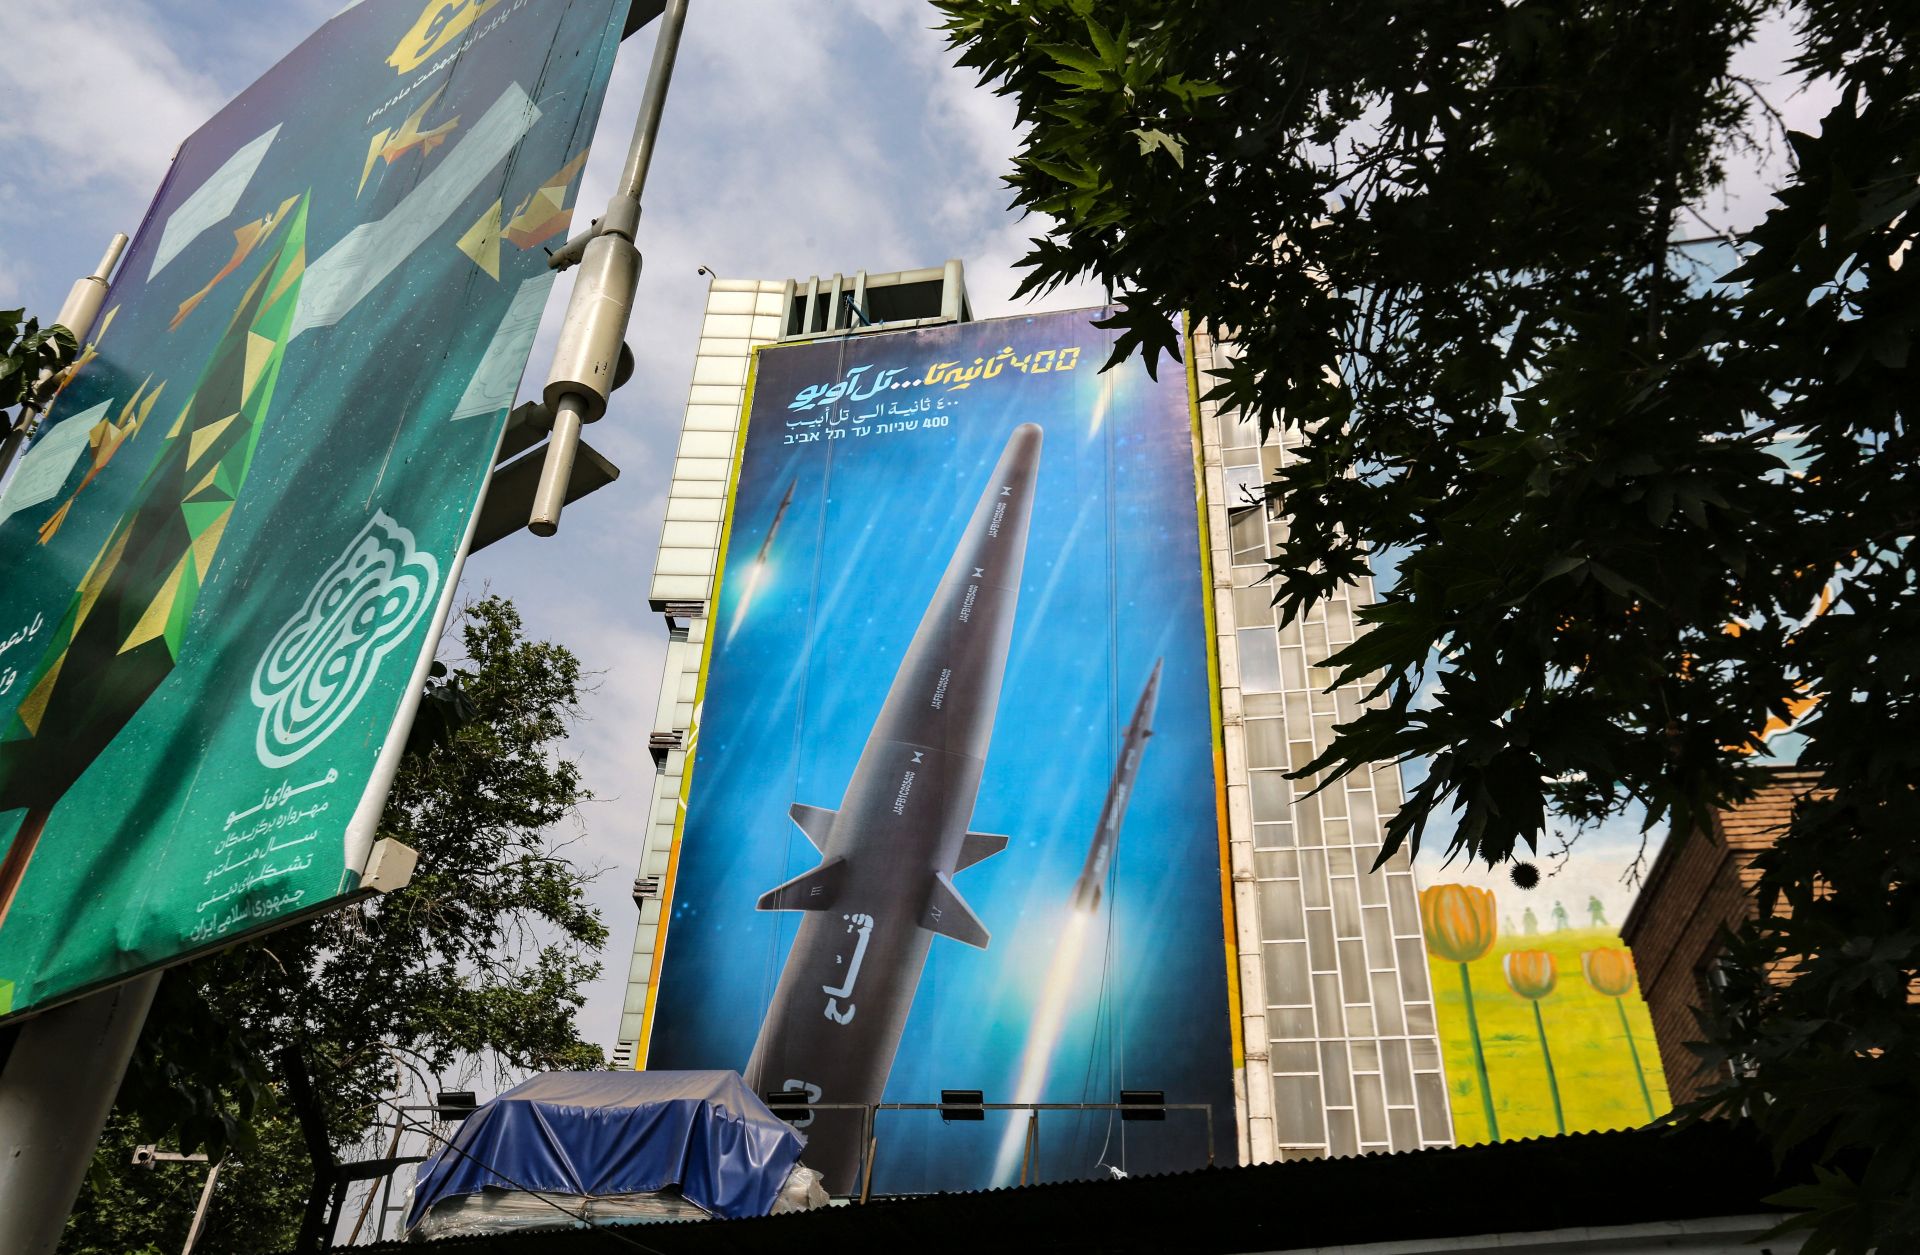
[0,970,160,1255]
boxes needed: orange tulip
[1420,883,1498,963]
[1503,949,1557,1000]
[1585,947,1658,1121]
[1504,949,1565,1133]
[1582,948,1638,999]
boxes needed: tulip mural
[1583,948,1657,1121]
[1420,883,1502,1141]
[1503,950,1566,1134]
[1419,879,1670,1144]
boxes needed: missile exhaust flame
[725,559,768,641]
[988,659,1161,1187]
[991,904,1095,1185]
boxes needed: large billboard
[0,0,630,1018]
[644,310,1237,1194]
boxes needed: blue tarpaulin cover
[406,1071,806,1228]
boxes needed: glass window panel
[1309,689,1337,716]
[1337,939,1369,1002]
[1319,785,1348,818]
[1382,1038,1415,1105]
[1415,1072,1451,1143]
[1357,865,1388,906]
[1224,442,1259,466]
[1254,822,1295,850]
[1348,1002,1375,1034]
[1311,974,1343,1035]
[1280,646,1308,691]
[1230,508,1265,561]
[1363,907,1394,964]
[1250,770,1291,821]
[1410,1037,1441,1071]
[1351,1040,1381,1071]
[1245,691,1286,717]
[1355,1072,1388,1143]
[1238,629,1282,693]
[1263,940,1310,1006]
[1306,909,1336,971]
[1255,849,1301,881]
[1323,818,1352,844]
[1319,1043,1353,1106]
[1332,878,1363,939]
[1283,692,1310,734]
[1270,1006,1316,1037]
[1327,847,1355,876]
[1272,1075,1325,1148]
[1371,971,1408,1035]
[1232,584,1275,627]
[1226,462,1264,504]
[1244,718,1288,769]
[1327,1107,1359,1158]
[1271,1040,1319,1072]
[1388,1108,1421,1152]
[1259,880,1306,943]
[1301,851,1329,904]
[1406,1002,1436,1035]
[1397,938,1433,1001]
[1349,788,1378,832]
[1386,873,1420,935]
[1294,794,1323,846]
[1336,688,1362,722]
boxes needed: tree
[938,1,1915,1250]
[60,595,608,1253]
[1,308,79,467]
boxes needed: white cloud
[0,1,227,198]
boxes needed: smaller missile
[755,477,797,566]
[1071,659,1162,913]
[727,477,796,641]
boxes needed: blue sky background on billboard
[0,2,1835,1055]
[648,313,1234,1189]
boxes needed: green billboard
[0,0,630,1018]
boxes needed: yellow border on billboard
[635,343,766,1067]
[1183,311,1244,1071]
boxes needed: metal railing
[766,1100,1216,1203]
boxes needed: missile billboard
[0,0,630,1017]
[644,311,1238,1193]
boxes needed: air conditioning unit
[610,1041,636,1071]
[633,875,663,905]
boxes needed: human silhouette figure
[1551,900,1570,931]
[1588,894,1607,927]
[1504,914,1517,935]
[1522,907,1538,935]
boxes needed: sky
[0,1,1837,1066]
[0,0,1105,1060]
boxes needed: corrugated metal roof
[323,1119,1807,1255]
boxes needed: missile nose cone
[1006,422,1044,466]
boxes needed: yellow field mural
[1421,882,1669,1144]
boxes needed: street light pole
[0,233,127,483]
[528,0,690,536]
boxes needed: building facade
[1190,325,1454,1160]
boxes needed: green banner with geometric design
[0,0,629,1018]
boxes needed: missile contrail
[743,425,1044,1192]
[991,659,1162,1187]
[726,476,795,641]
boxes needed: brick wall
[1619,768,1824,1105]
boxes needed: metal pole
[1,233,127,482]
[0,970,161,1255]
[180,1157,223,1255]
[528,0,689,536]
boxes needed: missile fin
[788,802,837,853]
[922,872,989,948]
[756,857,846,912]
[954,830,1009,872]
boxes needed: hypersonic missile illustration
[726,476,796,642]
[990,659,1162,1186]
[743,424,1044,1191]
